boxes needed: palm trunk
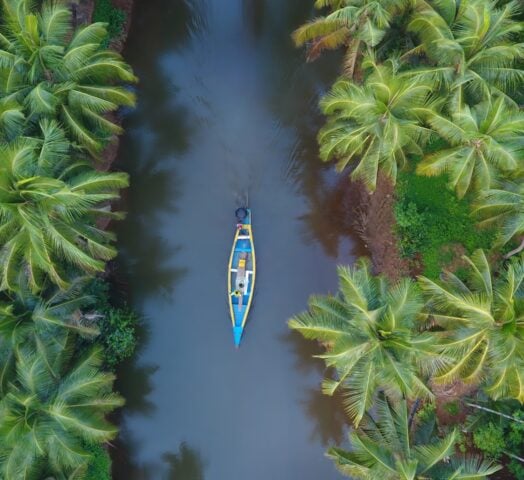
[504,237,524,259]
[504,450,524,463]
[465,402,524,424]
[343,39,361,79]
[408,398,422,430]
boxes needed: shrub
[473,422,506,459]
[93,0,126,43]
[84,277,112,313]
[416,401,436,424]
[85,443,111,480]
[455,432,467,454]
[394,172,496,278]
[443,400,460,416]
[100,307,139,368]
[509,460,524,480]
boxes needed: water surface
[113,1,362,478]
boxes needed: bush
[473,422,506,459]
[417,401,436,424]
[100,307,139,368]
[394,172,496,278]
[93,0,126,43]
[509,460,524,480]
[443,400,460,417]
[85,443,111,480]
[84,277,112,313]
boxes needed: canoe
[228,208,256,347]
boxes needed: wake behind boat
[228,207,256,347]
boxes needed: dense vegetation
[0,0,137,478]
[93,0,127,45]
[292,0,524,478]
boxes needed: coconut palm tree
[289,258,434,427]
[475,180,524,258]
[407,0,524,109]
[0,345,123,480]
[318,54,432,190]
[0,0,136,154]
[329,396,501,479]
[419,249,524,402]
[0,276,98,356]
[292,0,410,77]
[416,95,524,198]
[0,121,128,292]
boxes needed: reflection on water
[113,0,362,478]
[163,443,206,480]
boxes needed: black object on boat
[235,207,248,221]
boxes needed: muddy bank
[352,175,409,280]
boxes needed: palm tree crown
[0,346,123,479]
[407,0,524,109]
[329,396,501,479]
[292,0,410,77]
[318,55,432,190]
[0,276,98,352]
[419,249,524,402]
[0,0,136,153]
[416,96,524,198]
[0,121,128,292]
[475,179,524,247]
[289,258,434,426]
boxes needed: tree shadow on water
[282,330,349,448]
[281,329,325,376]
[301,388,347,446]
[162,442,206,480]
[114,130,188,302]
[112,441,206,480]
[113,319,158,415]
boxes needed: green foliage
[319,55,432,190]
[455,432,467,454]
[100,307,139,368]
[329,397,501,479]
[416,401,436,424]
[0,346,123,478]
[0,0,136,153]
[420,250,524,400]
[93,0,126,44]
[292,0,410,77]
[475,180,524,247]
[84,277,112,313]
[443,400,460,416]
[509,460,524,480]
[84,443,111,480]
[466,402,524,477]
[416,98,524,198]
[0,1,136,477]
[290,258,433,427]
[0,131,128,291]
[407,0,524,109]
[508,410,524,450]
[394,172,496,278]
[473,423,506,460]
[293,0,524,477]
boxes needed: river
[112,0,362,478]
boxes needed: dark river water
[112,0,362,478]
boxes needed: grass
[93,0,126,44]
[394,172,496,279]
